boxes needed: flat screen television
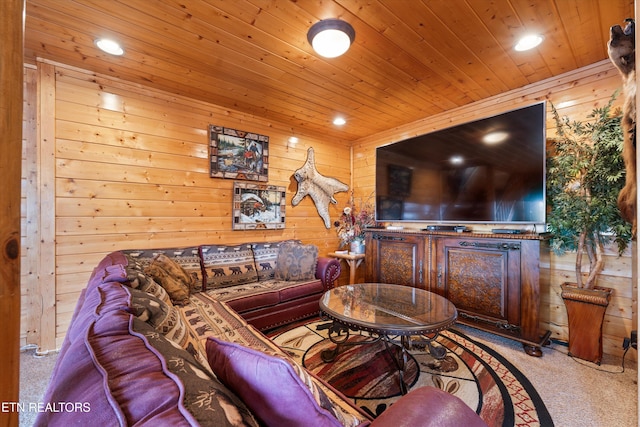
[375,102,546,224]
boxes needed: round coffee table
[319,283,458,394]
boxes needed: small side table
[328,252,365,285]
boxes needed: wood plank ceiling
[24,0,634,141]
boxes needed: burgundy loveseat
[36,240,487,427]
[120,240,341,331]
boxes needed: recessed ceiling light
[288,136,299,144]
[95,38,124,56]
[333,117,346,126]
[514,34,544,52]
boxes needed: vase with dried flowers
[334,193,375,253]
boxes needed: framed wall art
[209,125,269,181]
[233,182,286,230]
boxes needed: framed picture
[388,164,412,197]
[233,182,286,230]
[209,125,269,181]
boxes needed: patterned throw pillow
[122,254,173,305]
[123,247,204,293]
[144,254,191,305]
[122,253,156,290]
[200,244,258,290]
[251,242,280,281]
[131,319,260,427]
[154,253,195,288]
[138,279,172,306]
[274,242,318,281]
[206,338,345,427]
[251,240,301,281]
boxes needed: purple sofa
[36,241,487,427]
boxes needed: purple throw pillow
[205,337,342,427]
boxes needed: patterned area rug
[269,320,554,427]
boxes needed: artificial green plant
[546,91,632,289]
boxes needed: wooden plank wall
[20,60,353,350]
[351,59,637,362]
[21,66,39,349]
[20,58,636,362]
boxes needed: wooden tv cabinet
[364,229,551,356]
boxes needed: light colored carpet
[17,326,638,427]
[18,346,58,427]
[455,325,638,427]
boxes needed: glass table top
[319,283,458,335]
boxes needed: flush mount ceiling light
[333,116,347,126]
[514,34,544,51]
[307,19,355,58]
[95,38,124,56]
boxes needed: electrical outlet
[623,330,637,350]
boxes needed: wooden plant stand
[561,283,612,365]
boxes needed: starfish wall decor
[292,147,349,228]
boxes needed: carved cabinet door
[435,237,522,331]
[365,232,426,288]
